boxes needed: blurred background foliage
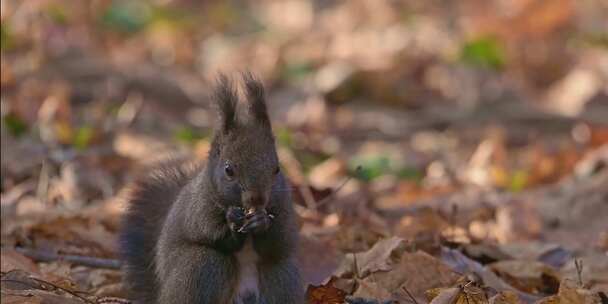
[2,0,607,204]
[1,0,607,205]
[2,0,608,301]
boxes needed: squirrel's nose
[242,191,268,209]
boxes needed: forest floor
[1,1,607,303]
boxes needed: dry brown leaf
[1,249,39,274]
[440,248,541,303]
[93,282,127,298]
[498,242,571,268]
[590,126,608,147]
[535,279,601,304]
[15,216,117,258]
[352,279,394,302]
[297,236,340,286]
[425,287,447,302]
[36,262,81,291]
[396,207,449,242]
[334,212,391,253]
[489,260,560,294]
[306,277,347,304]
[427,286,486,304]
[560,253,608,292]
[355,250,460,303]
[1,294,43,304]
[113,131,178,164]
[335,237,407,278]
[461,243,513,265]
[427,287,461,304]
[490,290,523,304]
[0,290,83,304]
[1,270,88,304]
[493,199,543,243]
[334,238,459,302]
[308,158,347,189]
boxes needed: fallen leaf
[427,286,482,304]
[395,207,449,243]
[490,290,523,304]
[375,251,460,302]
[440,248,540,302]
[489,260,560,294]
[352,280,394,302]
[335,237,407,278]
[0,294,43,304]
[427,280,492,304]
[1,249,39,274]
[498,242,568,264]
[298,235,340,286]
[535,279,602,304]
[306,277,347,304]
[461,243,513,265]
[560,253,608,291]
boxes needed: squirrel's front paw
[226,206,246,232]
[238,210,272,234]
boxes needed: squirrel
[119,73,303,304]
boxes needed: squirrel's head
[208,73,282,211]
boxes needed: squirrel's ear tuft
[214,74,238,133]
[243,72,269,125]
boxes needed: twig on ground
[14,247,122,270]
[1,270,95,304]
[315,166,361,208]
[401,285,420,304]
[575,258,584,287]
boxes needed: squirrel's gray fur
[119,73,303,304]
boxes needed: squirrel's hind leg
[156,245,238,304]
[258,258,304,304]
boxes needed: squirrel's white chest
[234,238,260,303]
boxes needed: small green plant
[174,126,205,144]
[298,152,330,174]
[46,4,69,24]
[349,155,391,182]
[101,1,152,33]
[460,36,506,70]
[508,170,528,193]
[275,127,294,147]
[396,167,423,182]
[3,114,28,137]
[1,23,14,50]
[73,126,94,150]
[348,154,424,182]
[282,61,314,81]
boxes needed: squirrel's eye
[224,163,235,178]
[274,166,280,175]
